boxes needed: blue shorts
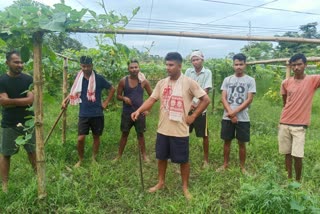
[155,133,189,164]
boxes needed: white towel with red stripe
[69,70,96,105]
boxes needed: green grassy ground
[0,92,320,213]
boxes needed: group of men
[0,50,318,199]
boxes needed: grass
[0,91,320,213]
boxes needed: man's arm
[131,97,157,120]
[282,94,287,107]
[116,78,132,106]
[144,80,153,96]
[186,94,210,125]
[102,86,115,109]
[0,91,34,107]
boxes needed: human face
[128,62,140,77]
[80,64,93,76]
[290,59,306,77]
[191,56,203,70]
[6,54,24,76]
[166,60,181,80]
[233,59,246,77]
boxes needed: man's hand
[123,96,132,106]
[131,111,140,121]
[185,114,196,126]
[231,116,238,124]
[227,110,238,119]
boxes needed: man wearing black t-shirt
[0,51,36,193]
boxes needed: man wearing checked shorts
[278,53,320,182]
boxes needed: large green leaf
[39,12,67,32]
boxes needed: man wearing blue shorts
[131,52,210,200]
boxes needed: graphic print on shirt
[161,84,184,122]
[228,82,247,105]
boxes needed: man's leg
[285,154,293,179]
[74,135,86,167]
[223,140,231,169]
[149,160,167,193]
[0,155,10,193]
[137,133,149,162]
[293,156,302,182]
[180,162,192,200]
[27,152,37,173]
[92,135,100,163]
[203,136,209,166]
[113,132,129,161]
[238,141,247,173]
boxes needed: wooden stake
[62,58,68,144]
[33,31,47,199]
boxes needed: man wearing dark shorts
[113,60,152,162]
[0,51,36,193]
[131,52,210,200]
[185,50,212,167]
[217,53,256,174]
[62,56,115,167]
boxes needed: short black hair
[127,59,139,66]
[165,52,183,64]
[233,53,247,63]
[6,50,20,61]
[289,53,307,64]
[80,56,93,64]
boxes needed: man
[278,53,320,182]
[62,56,115,167]
[131,52,210,200]
[217,53,256,174]
[113,60,152,162]
[0,51,36,193]
[185,50,212,167]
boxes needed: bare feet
[216,165,227,172]
[74,161,81,168]
[202,161,209,169]
[112,156,120,163]
[183,188,192,200]
[143,156,150,163]
[2,182,8,193]
[148,183,165,193]
[241,167,249,175]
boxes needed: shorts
[121,112,146,133]
[0,127,36,156]
[78,116,104,136]
[278,124,306,158]
[189,111,208,137]
[220,120,250,143]
[155,133,189,164]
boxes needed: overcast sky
[1,0,320,58]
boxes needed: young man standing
[217,53,256,174]
[278,53,320,182]
[0,51,36,193]
[185,50,212,167]
[113,60,152,162]
[62,56,115,167]
[131,52,210,200]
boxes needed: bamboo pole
[69,28,320,44]
[247,57,320,65]
[62,58,68,144]
[33,31,47,199]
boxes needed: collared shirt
[185,66,212,111]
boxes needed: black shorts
[155,133,189,164]
[78,116,104,136]
[220,120,250,142]
[189,111,208,137]
[121,113,146,133]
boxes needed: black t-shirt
[0,73,34,128]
